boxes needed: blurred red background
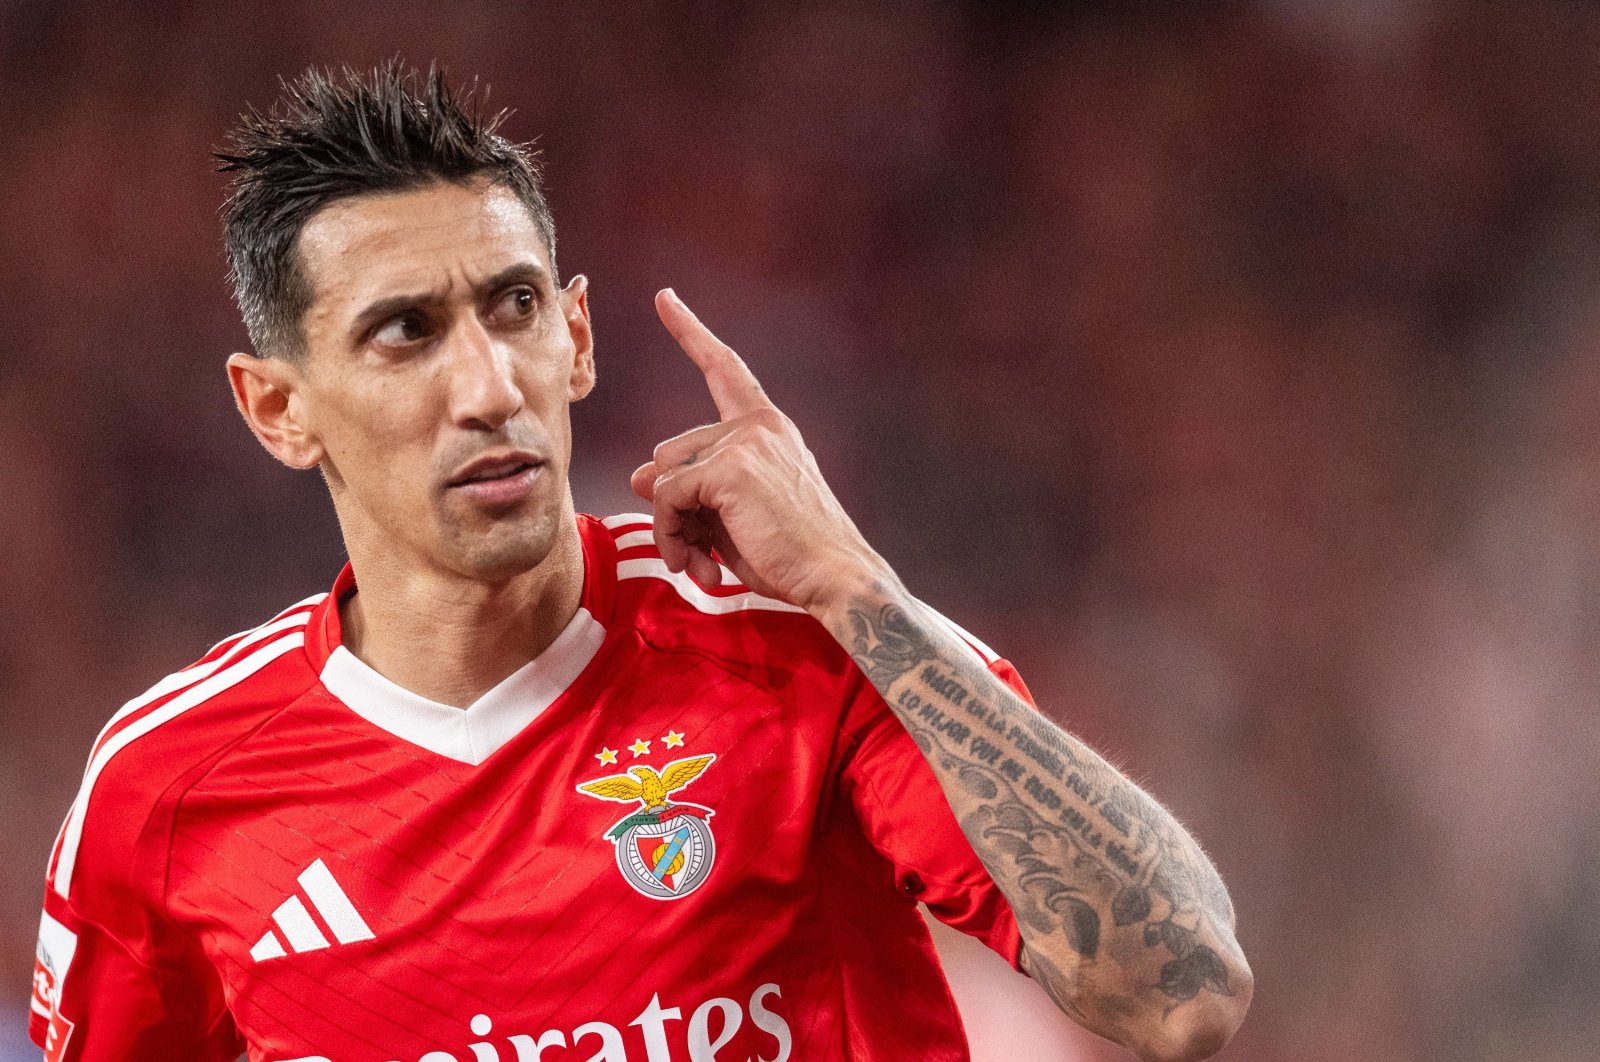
[4,2,1600,1059]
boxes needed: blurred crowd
[5,1,1600,1059]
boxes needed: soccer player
[29,66,1250,1062]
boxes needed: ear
[226,352,325,469]
[561,273,595,401]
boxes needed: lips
[453,459,534,485]
[446,451,543,489]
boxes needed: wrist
[798,548,902,624]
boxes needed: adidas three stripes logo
[250,859,375,962]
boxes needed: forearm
[810,569,1252,1062]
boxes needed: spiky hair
[216,62,557,359]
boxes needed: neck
[337,511,586,709]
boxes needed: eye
[488,286,538,324]
[372,312,433,348]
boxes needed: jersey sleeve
[31,782,243,1060]
[831,613,1038,973]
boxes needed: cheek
[528,366,578,425]
[319,386,435,480]
[518,340,581,419]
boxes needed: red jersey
[31,513,1034,1062]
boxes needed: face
[241,179,594,583]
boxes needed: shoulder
[587,511,1010,679]
[46,590,327,906]
[599,512,809,619]
[598,511,809,626]
[591,512,847,673]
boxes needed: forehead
[296,179,549,322]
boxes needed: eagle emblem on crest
[576,753,718,900]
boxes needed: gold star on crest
[628,737,652,757]
[663,730,686,748]
[595,747,618,766]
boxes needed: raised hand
[632,292,1252,1061]
[630,289,888,611]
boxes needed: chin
[448,514,563,583]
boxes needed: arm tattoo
[834,589,1239,1018]
[847,602,935,687]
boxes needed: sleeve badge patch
[31,910,78,1062]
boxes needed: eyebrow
[346,261,549,340]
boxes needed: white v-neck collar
[319,606,606,765]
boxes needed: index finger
[656,288,773,420]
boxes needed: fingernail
[666,287,685,308]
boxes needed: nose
[446,316,524,431]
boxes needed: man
[30,66,1250,1062]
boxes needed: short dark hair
[216,62,557,359]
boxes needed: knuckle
[725,425,761,453]
[754,407,790,435]
[650,469,682,502]
[735,408,780,435]
[658,423,727,466]
[654,437,686,465]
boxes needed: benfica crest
[576,753,718,900]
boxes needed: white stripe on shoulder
[87,608,316,759]
[918,599,1001,665]
[613,529,656,551]
[47,604,318,875]
[616,557,805,615]
[191,592,327,666]
[602,512,654,530]
[51,630,307,899]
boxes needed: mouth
[445,451,545,505]
[448,458,539,487]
